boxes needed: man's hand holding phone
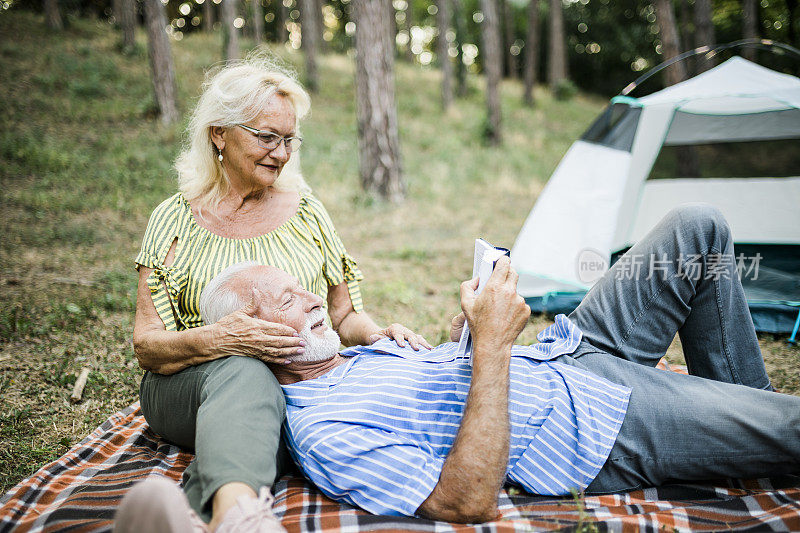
[460,256,530,355]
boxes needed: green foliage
[0,134,76,175]
[552,79,578,101]
[8,0,800,98]
[480,114,500,144]
[0,408,73,491]
[98,271,138,312]
[115,40,145,57]
[0,305,36,340]
[0,297,100,342]
[43,353,76,388]
[377,247,435,263]
[559,1,659,96]
[68,74,107,98]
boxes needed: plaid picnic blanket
[3,379,800,532]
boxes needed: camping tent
[511,56,800,336]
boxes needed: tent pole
[620,39,800,97]
[789,308,800,345]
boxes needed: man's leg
[139,356,290,522]
[569,203,771,389]
[557,352,800,493]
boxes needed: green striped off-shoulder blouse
[135,192,364,331]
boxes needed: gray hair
[199,261,261,325]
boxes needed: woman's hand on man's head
[211,298,307,364]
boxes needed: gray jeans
[139,356,292,521]
[560,203,800,493]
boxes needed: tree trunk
[479,0,502,144]
[547,0,567,87]
[404,0,415,61]
[452,0,468,97]
[315,0,326,52]
[143,0,179,125]
[353,0,405,202]
[501,0,518,78]
[523,0,539,106]
[221,0,240,60]
[742,0,758,61]
[274,0,288,43]
[678,0,694,75]
[43,0,63,30]
[203,0,215,32]
[300,0,320,92]
[656,0,696,178]
[786,0,799,49]
[119,0,137,51]
[113,0,122,26]
[655,0,687,86]
[252,0,264,44]
[436,0,453,109]
[694,0,716,72]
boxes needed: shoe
[215,487,286,533]
[114,476,208,533]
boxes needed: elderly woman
[127,57,429,531]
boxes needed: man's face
[235,266,341,362]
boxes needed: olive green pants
[139,356,292,522]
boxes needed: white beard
[293,310,341,362]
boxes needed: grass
[1,10,798,496]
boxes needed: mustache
[303,309,327,331]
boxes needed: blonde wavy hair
[175,52,312,209]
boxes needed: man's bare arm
[417,258,530,523]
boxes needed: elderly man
[193,204,800,524]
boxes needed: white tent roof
[638,56,800,112]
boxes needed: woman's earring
[218,152,224,162]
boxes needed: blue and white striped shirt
[281,314,631,517]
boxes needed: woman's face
[215,94,297,196]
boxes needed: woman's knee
[139,368,210,448]
[202,356,286,414]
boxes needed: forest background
[1,0,799,494]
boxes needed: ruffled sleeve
[134,194,188,330]
[300,195,365,312]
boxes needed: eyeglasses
[237,124,303,153]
